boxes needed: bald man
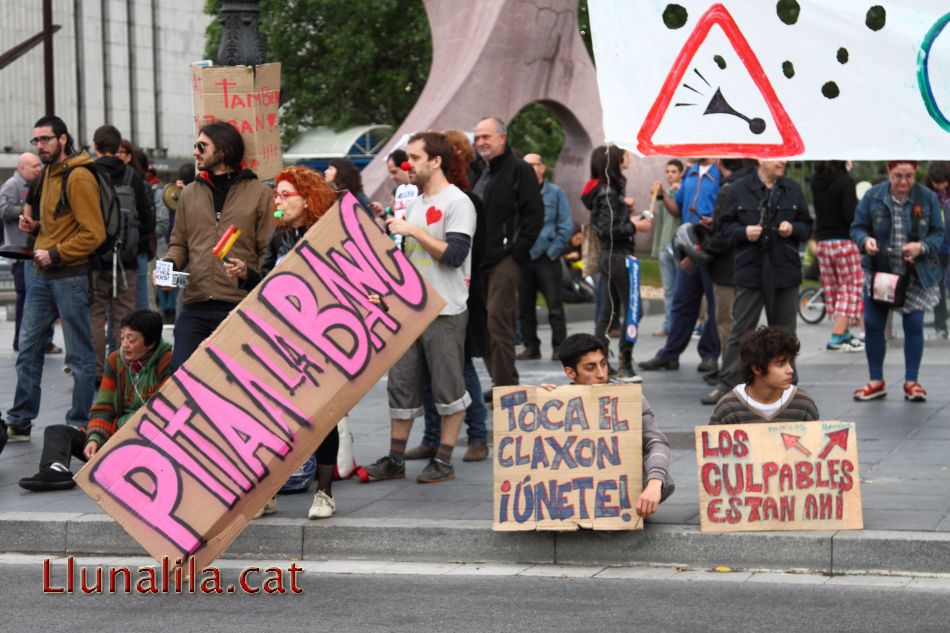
[0,152,44,350]
[517,153,573,360]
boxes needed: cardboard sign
[492,384,643,531]
[75,193,446,570]
[590,1,950,158]
[695,421,863,533]
[191,63,282,179]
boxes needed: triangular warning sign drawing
[637,3,804,158]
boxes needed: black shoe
[417,458,455,484]
[516,347,541,360]
[697,358,718,374]
[364,455,406,480]
[19,468,76,492]
[0,421,6,456]
[6,423,31,442]
[701,388,727,405]
[615,364,643,384]
[639,356,679,371]
[551,347,560,362]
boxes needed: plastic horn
[212,224,237,255]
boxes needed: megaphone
[703,88,766,135]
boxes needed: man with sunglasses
[6,116,105,442]
[162,121,274,370]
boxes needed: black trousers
[518,256,567,350]
[171,301,237,371]
[40,424,88,470]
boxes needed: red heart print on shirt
[426,206,443,225]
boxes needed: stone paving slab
[1,307,949,574]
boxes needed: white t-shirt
[404,184,476,316]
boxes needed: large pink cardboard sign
[75,193,445,570]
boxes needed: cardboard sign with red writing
[191,63,282,180]
[695,421,863,533]
[492,384,643,531]
[75,193,445,571]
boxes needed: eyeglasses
[194,141,208,153]
[273,190,302,202]
[30,135,57,146]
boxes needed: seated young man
[545,333,674,519]
[709,326,819,424]
[19,310,173,491]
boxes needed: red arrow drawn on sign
[818,429,850,460]
[781,433,811,457]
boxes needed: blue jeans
[136,254,150,309]
[8,272,96,430]
[658,245,678,333]
[864,297,924,382]
[656,264,720,361]
[22,262,56,350]
[420,356,488,446]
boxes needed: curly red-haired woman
[224,166,339,519]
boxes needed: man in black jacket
[698,159,755,400]
[90,124,155,384]
[470,117,543,392]
[703,160,812,404]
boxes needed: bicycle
[798,285,827,324]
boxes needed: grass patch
[638,257,661,288]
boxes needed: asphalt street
[2,555,949,633]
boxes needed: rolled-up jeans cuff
[389,406,424,421]
[434,391,471,417]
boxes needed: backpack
[53,163,139,266]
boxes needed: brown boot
[516,346,541,360]
[404,444,437,460]
[463,443,489,462]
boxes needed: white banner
[589,1,950,159]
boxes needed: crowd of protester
[0,113,945,525]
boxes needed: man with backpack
[5,116,104,442]
[89,125,155,385]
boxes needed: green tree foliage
[203,0,432,146]
[507,103,566,174]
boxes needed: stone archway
[363,0,669,224]
[363,0,605,214]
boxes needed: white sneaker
[253,496,278,519]
[308,490,336,520]
[827,337,865,352]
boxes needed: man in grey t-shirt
[365,131,476,484]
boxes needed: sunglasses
[194,141,209,152]
[273,190,302,202]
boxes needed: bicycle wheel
[798,287,826,324]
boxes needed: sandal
[854,381,887,401]
[903,382,927,402]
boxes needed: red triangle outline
[637,3,804,158]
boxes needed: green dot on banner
[776,0,801,26]
[866,5,886,31]
[821,81,840,99]
[662,4,688,29]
